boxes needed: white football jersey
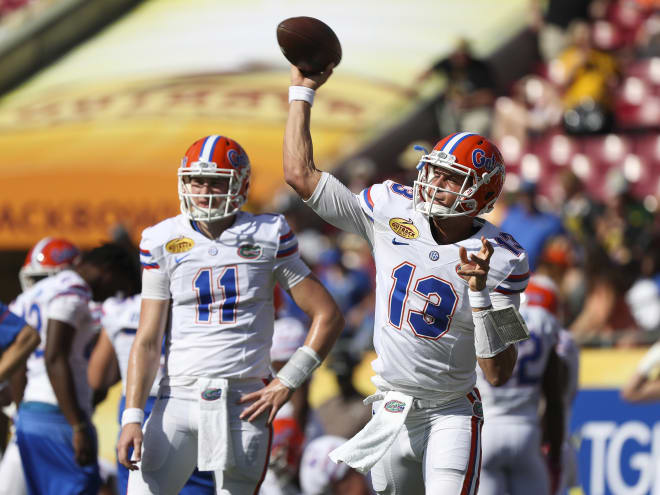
[139,212,310,379]
[9,270,97,416]
[477,304,560,420]
[102,295,164,396]
[306,173,529,399]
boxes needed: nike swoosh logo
[392,238,409,246]
[174,253,191,264]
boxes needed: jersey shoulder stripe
[280,230,295,243]
[271,213,301,260]
[477,221,530,292]
[362,187,375,212]
[357,187,375,223]
[495,267,530,294]
[358,181,414,223]
[139,215,183,272]
[51,289,91,301]
[277,244,298,258]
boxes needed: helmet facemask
[19,269,55,292]
[178,161,248,222]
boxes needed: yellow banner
[0,71,409,248]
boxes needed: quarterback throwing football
[118,136,343,494]
[280,65,530,494]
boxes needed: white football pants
[479,418,550,495]
[127,378,271,495]
[0,440,28,495]
[370,389,483,495]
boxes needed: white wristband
[289,86,315,106]
[121,408,144,427]
[468,288,492,308]
[277,345,322,390]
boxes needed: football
[276,16,342,75]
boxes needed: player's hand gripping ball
[276,16,341,75]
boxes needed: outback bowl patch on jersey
[165,237,195,254]
[389,218,419,239]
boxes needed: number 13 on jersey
[388,262,458,340]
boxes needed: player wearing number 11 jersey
[118,135,344,495]
[283,65,530,494]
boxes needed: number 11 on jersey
[193,266,239,324]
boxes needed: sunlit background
[1,0,659,494]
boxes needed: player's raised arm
[239,273,343,424]
[283,64,334,200]
[117,297,169,470]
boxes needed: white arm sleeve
[141,269,171,300]
[48,295,88,329]
[274,256,312,290]
[304,172,374,248]
[490,291,521,310]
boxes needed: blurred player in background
[283,66,530,494]
[622,341,660,402]
[261,314,314,495]
[526,276,580,495]
[11,242,137,495]
[552,327,579,495]
[118,135,344,494]
[88,292,215,495]
[0,237,82,495]
[0,303,39,394]
[299,435,371,495]
[477,274,565,495]
[0,304,39,468]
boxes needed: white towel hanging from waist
[197,377,234,471]
[329,390,413,474]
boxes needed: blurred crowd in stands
[0,0,55,26]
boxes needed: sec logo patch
[165,237,195,254]
[389,218,419,239]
